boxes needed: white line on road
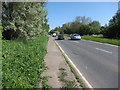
[73,41,79,43]
[95,48,112,54]
[54,39,93,89]
[82,39,119,48]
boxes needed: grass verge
[81,36,120,45]
[64,34,71,37]
[64,34,120,45]
[53,39,85,89]
[2,36,48,88]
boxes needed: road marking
[54,39,93,89]
[73,41,79,43]
[95,48,112,54]
[82,39,119,48]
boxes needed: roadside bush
[2,2,49,40]
[2,36,48,88]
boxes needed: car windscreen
[74,34,79,36]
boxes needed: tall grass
[2,36,48,88]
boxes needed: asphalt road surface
[53,36,118,88]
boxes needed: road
[53,36,118,88]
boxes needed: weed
[58,68,78,88]
[2,36,48,88]
[42,76,52,88]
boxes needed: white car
[71,34,81,40]
[52,33,56,37]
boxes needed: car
[58,34,64,40]
[52,33,56,37]
[71,34,81,40]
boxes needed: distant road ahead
[53,36,118,88]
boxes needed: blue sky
[46,2,118,30]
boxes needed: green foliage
[78,24,91,35]
[51,16,101,36]
[42,76,52,88]
[2,2,49,40]
[52,10,120,39]
[102,10,120,39]
[49,29,55,34]
[2,36,48,88]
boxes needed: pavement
[41,36,80,88]
[53,36,118,88]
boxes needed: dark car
[58,34,64,40]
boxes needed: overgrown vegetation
[2,36,48,88]
[2,1,50,88]
[50,9,120,39]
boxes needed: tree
[103,9,120,39]
[2,2,49,40]
[78,24,90,35]
[89,21,101,35]
[75,16,92,24]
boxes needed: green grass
[64,34,71,37]
[2,36,49,88]
[42,76,52,88]
[81,36,120,45]
[64,34,120,45]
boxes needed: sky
[46,2,118,30]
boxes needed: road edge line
[52,37,93,89]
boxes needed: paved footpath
[41,36,80,88]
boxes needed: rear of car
[52,33,56,37]
[58,34,64,40]
[71,34,81,40]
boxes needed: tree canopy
[2,2,49,40]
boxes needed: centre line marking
[95,48,112,54]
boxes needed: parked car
[71,34,81,40]
[52,33,56,37]
[58,34,64,40]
